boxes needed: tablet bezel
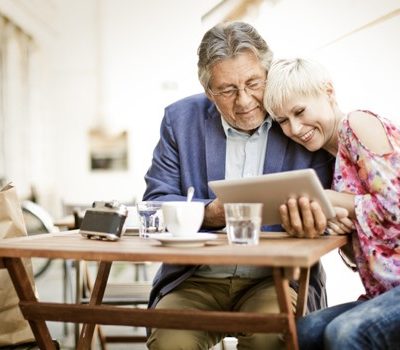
[208,168,335,225]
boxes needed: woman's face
[272,92,338,154]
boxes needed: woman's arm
[325,189,356,219]
[337,111,400,239]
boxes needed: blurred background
[0,0,399,314]
[1,0,398,215]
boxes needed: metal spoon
[186,186,195,202]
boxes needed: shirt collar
[221,115,272,138]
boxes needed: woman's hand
[325,189,356,219]
[326,207,355,235]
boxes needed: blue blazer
[144,93,335,312]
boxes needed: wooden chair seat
[80,282,152,305]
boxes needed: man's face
[207,51,267,134]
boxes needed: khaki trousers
[147,276,297,350]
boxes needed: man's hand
[203,198,226,229]
[280,197,327,238]
[326,207,355,235]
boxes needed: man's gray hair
[197,21,273,89]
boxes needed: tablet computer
[208,168,335,225]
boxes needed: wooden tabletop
[0,231,347,268]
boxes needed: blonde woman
[264,58,400,349]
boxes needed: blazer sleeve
[143,108,188,202]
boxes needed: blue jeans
[297,285,400,350]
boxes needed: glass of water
[224,203,263,245]
[136,201,164,238]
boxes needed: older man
[144,21,335,350]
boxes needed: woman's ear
[325,81,336,103]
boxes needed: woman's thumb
[334,206,349,219]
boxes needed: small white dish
[149,233,218,248]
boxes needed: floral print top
[333,110,400,298]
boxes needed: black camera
[79,200,128,241]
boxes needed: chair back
[21,200,58,234]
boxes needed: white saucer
[149,233,218,248]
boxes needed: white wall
[98,0,206,204]
[255,0,400,117]
[41,0,209,210]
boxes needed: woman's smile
[299,128,316,142]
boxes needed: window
[0,14,33,188]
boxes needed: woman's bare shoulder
[348,111,392,154]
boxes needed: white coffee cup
[161,201,204,237]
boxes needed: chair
[22,201,75,295]
[21,200,58,278]
[21,200,74,297]
[76,261,152,349]
[71,209,153,349]
[21,200,74,337]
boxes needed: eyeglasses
[209,79,267,99]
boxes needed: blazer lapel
[264,122,288,174]
[205,105,226,196]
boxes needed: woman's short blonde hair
[264,58,332,118]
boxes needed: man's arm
[143,111,186,202]
[143,96,227,231]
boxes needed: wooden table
[0,231,347,350]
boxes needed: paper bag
[0,183,35,346]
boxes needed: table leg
[296,268,310,318]
[3,257,56,350]
[77,261,112,350]
[273,267,299,350]
[75,260,83,348]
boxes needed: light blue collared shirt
[223,116,270,180]
[195,116,273,279]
